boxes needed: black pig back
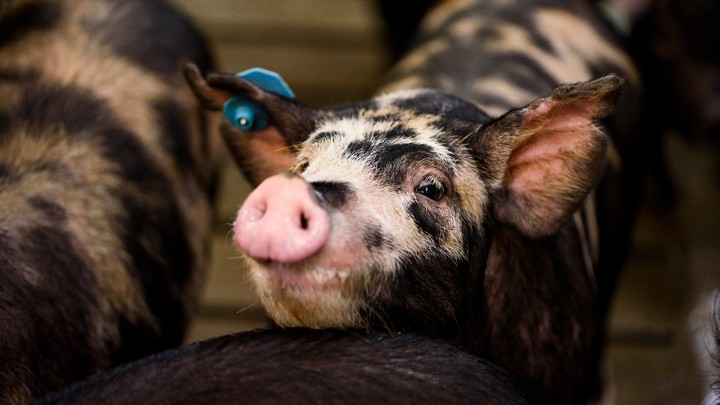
[36,328,542,405]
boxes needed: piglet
[186,63,622,404]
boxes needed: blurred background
[169,1,719,403]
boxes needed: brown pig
[0,0,220,402]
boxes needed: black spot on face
[374,143,435,184]
[370,125,417,140]
[344,140,374,161]
[341,139,440,190]
[311,131,342,144]
[343,140,442,190]
[342,127,426,166]
[367,114,395,124]
[363,226,389,250]
[408,200,442,241]
[394,92,489,123]
[311,181,352,209]
[328,99,378,117]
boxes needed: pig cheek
[314,214,373,271]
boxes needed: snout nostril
[300,214,308,230]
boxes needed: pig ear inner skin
[480,75,623,238]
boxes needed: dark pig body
[622,0,720,203]
[627,0,720,142]
[35,328,542,405]
[0,0,220,403]
[186,0,643,403]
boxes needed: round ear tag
[223,68,295,131]
[223,97,268,131]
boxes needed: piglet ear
[183,64,325,185]
[477,75,623,237]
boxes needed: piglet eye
[415,176,445,201]
[292,160,310,174]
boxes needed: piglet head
[186,65,622,335]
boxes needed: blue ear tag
[223,68,295,131]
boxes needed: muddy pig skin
[185,0,643,403]
[34,328,543,405]
[0,0,220,403]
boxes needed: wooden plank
[169,0,387,48]
[214,161,252,226]
[169,0,391,103]
[187,312,269,343]
[200,232,259,310]
[213,42,387,104]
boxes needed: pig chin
[246,260,372,328]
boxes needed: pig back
[36,329,543,405]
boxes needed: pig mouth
[249,260,368,292]
[247,260,371,328]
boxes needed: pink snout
[234,174,331,264]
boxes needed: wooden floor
[170,1,718,403]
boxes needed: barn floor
[170,1,718,403]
